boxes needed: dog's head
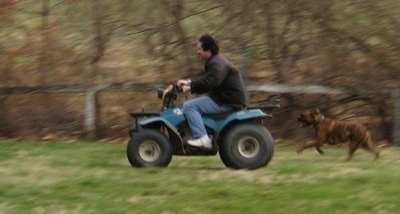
[297,108,325,127]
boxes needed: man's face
[197,42,211,61]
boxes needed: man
[177,34,247,149]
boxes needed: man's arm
[191,61,228,94]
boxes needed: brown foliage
[0,0,18,23]
[0,1,399,142]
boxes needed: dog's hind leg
[361,141,380,160]
[346,142,360,161]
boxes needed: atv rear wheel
[127,129,173,167]
[219,123,274,169]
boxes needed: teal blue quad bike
[127,85,280,169]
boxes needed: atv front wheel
[219,123,274,169]
[127,129,173,167]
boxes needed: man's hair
[198,34,219,54]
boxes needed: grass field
[0,140,399,214]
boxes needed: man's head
[197,34,219,61]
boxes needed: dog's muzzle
[297,115,308,127]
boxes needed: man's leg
[183,96,232,147]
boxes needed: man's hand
[176,79,191,93]
[177,79,190,86]
[181,84,191,93]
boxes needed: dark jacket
[190,54,247,109]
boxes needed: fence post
[84,89,97,140]
[393,88,400,146]
[241,42,249,102]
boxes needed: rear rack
[247,103,280,114]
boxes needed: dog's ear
[310,107,320,115]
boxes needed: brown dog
[297,108,379,160]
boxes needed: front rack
[129,112,160,135]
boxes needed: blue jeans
[183,96,232,139]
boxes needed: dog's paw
[296,146,304,154]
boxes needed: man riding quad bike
[128,34,279,169]
[126,84,279,169]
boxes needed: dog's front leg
[297,140,323,154]
[315,146,325,155]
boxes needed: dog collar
[314,116,325,127]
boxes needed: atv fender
[204,109,272,133]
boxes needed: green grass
[0,140,399,214]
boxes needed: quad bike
[127,84,279,169]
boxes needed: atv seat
[207,109,244,120]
